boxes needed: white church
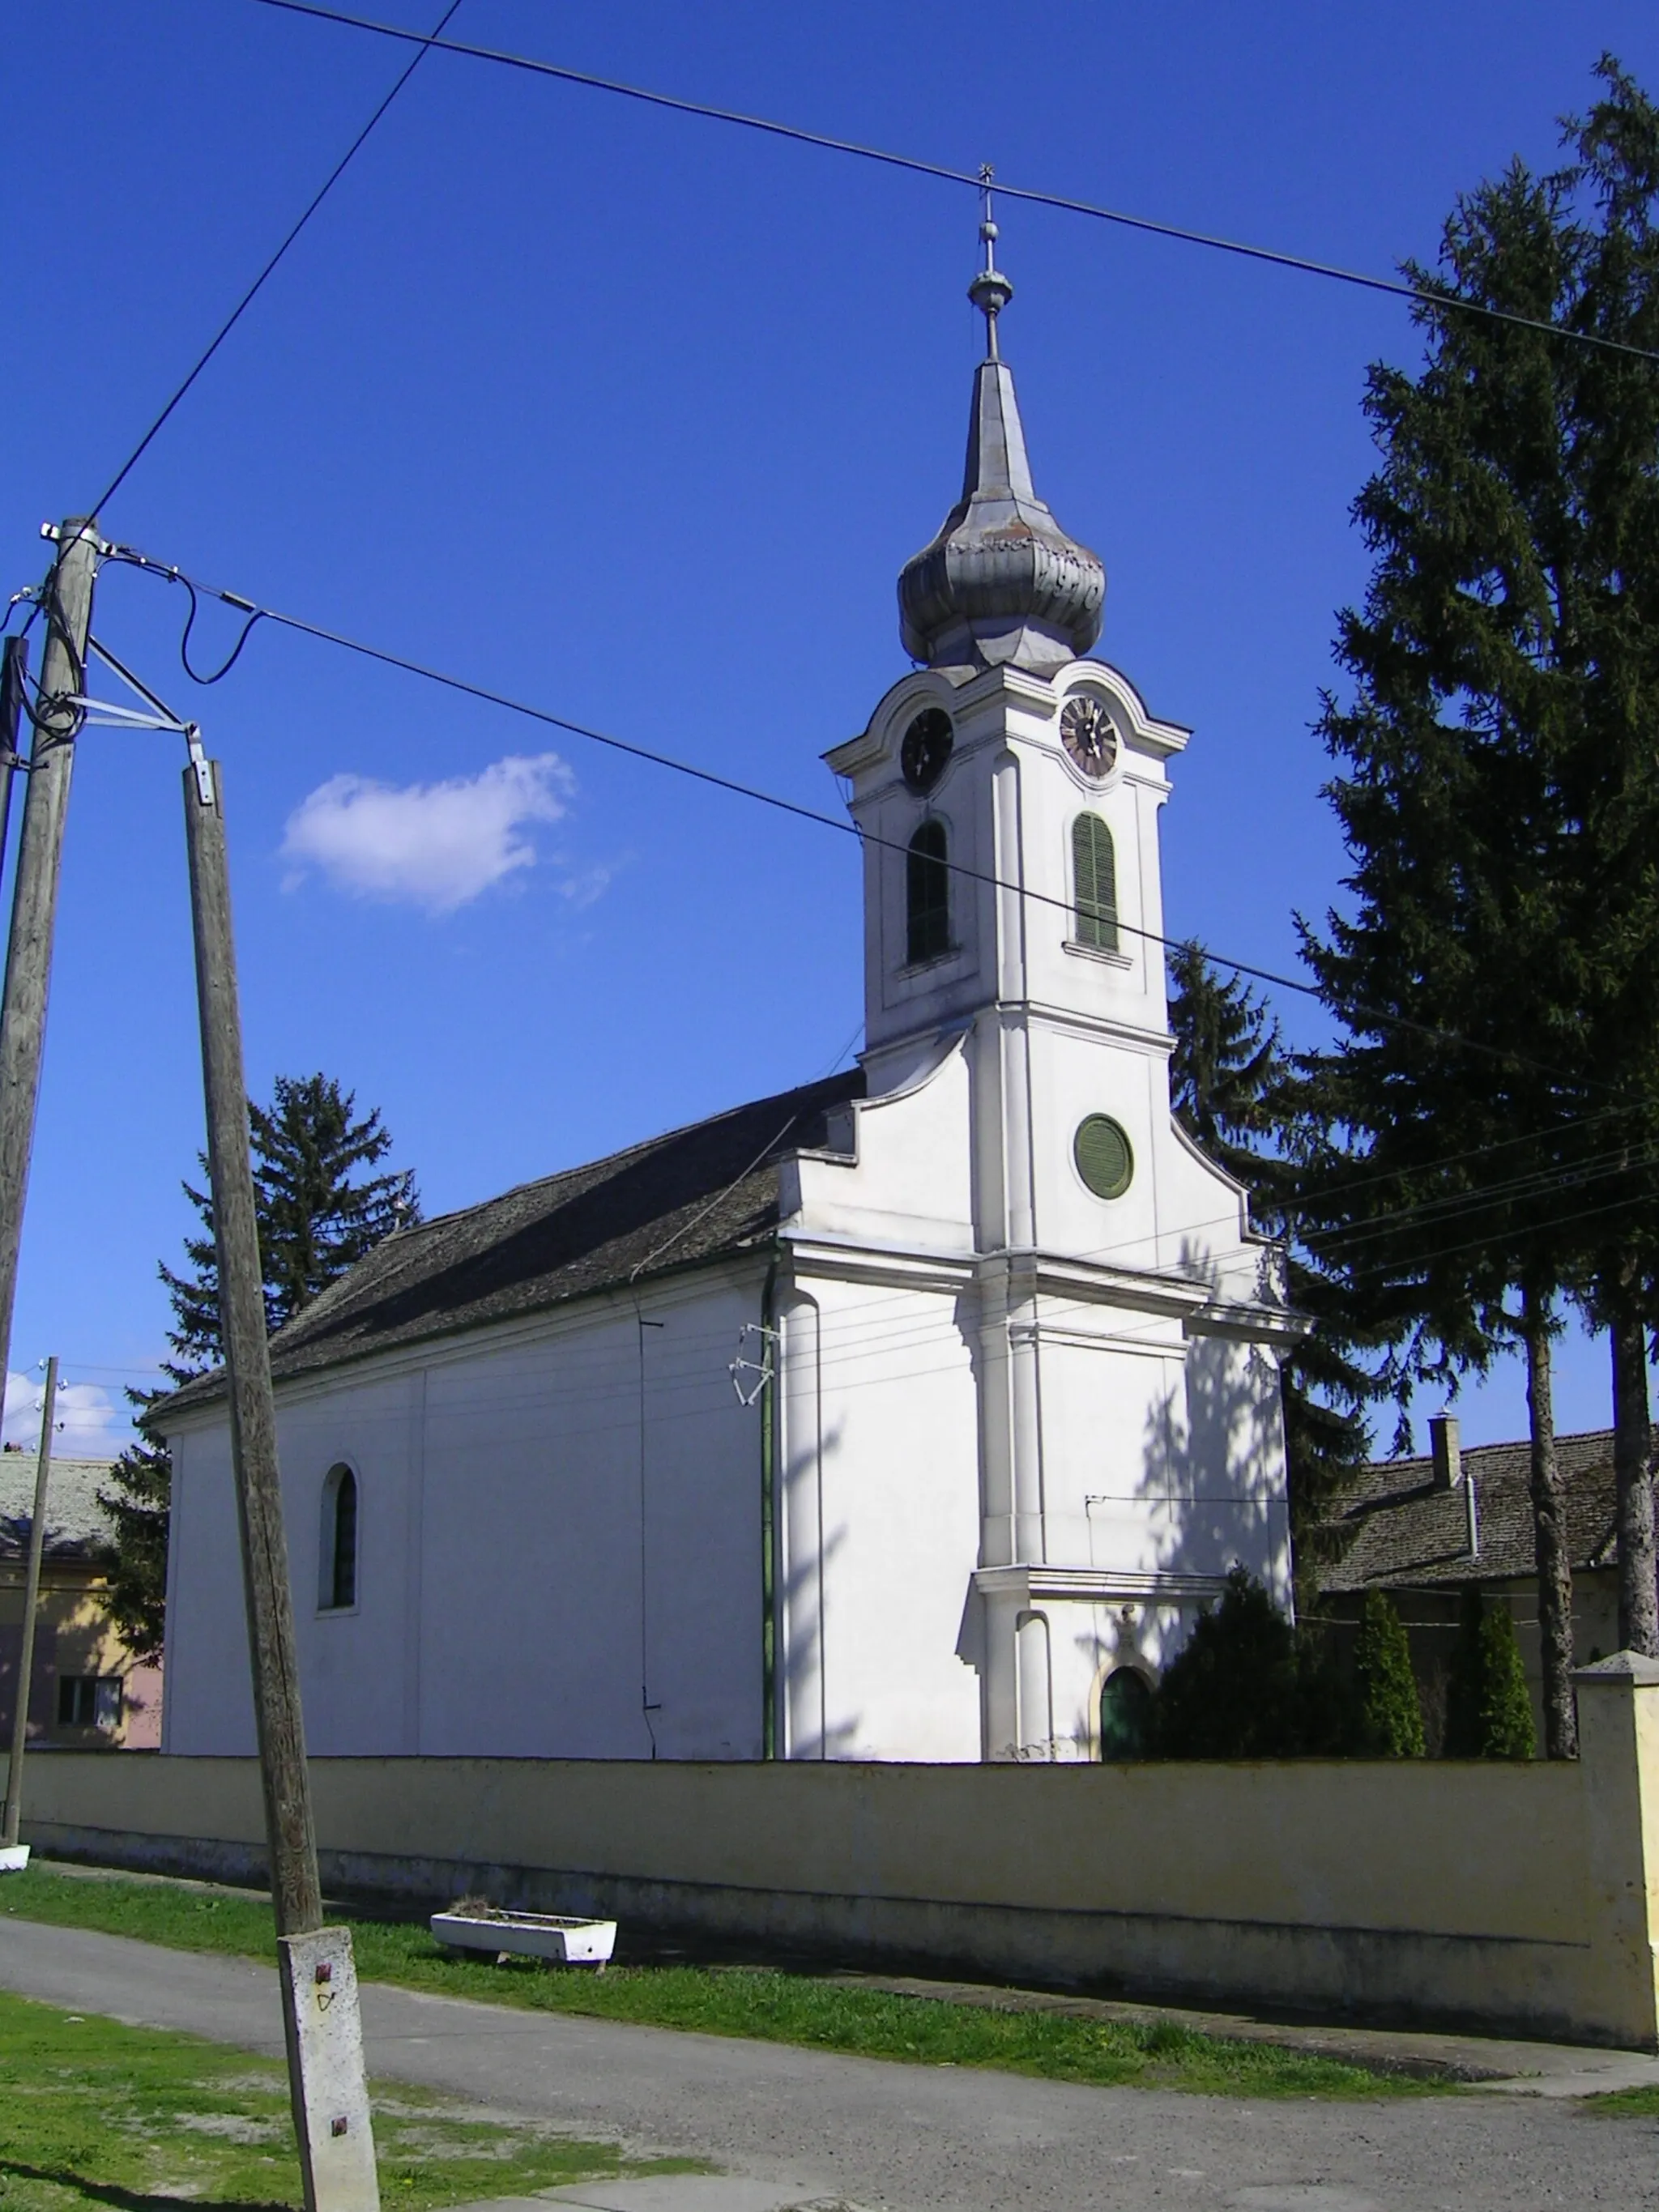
[160,224,1299,1766]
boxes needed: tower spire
[896,195,1105,676]
[968,167,1013,361]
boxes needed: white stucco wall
[164,1265,770,1761]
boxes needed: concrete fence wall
[9,1654,1659,2048]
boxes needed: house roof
[1317,1426,1635,1595]
[0,1455,119,1561]
[159,1067,864,1422]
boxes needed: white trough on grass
[430,1904,616,1966]
[0,1843,29,1874]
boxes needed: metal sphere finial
[967,167,1013,360]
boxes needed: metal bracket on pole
[729,1322,778,1408]
[69,636,193,734]
[186,727,215,808]
[62,695,186,731]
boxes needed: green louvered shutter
[1073,814,1118,951]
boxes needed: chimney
[1430,1413,1461,1491]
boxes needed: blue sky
[2,1,1657,1456]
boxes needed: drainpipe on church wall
[759,1252,779,1760]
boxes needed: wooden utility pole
[0,635,29,875]
[0,526,97,1407]
[2,1353,58,1862]
[182,750,378,2212]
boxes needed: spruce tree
[1149,1569,1304,1758]
[1553,65,1659,1659]
[1444,1585,1537,1759]
[1298,61,1659,1740]
[96,1434,170,1661]
[99,1073,419,1656]
[1353,1588,1426,1757]
[1166,944,1386,1599]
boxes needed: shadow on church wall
[778,1412,861,1758]
[1136,1240,1289,1588]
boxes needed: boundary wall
[7,1655,1659,2048]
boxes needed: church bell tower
[828,198,1192,1258]
[821,197,1290,1762]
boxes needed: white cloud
[2,1370,126,1456]
[280,752,576,914]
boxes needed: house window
[58,1676,122,1731]
[1073,814,1118,952]
[906,819,950,965]
[321,1464,358,1612]
[1098,1666,1151,1760]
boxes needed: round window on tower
[1074,1115,1133,1200]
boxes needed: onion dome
[898,200,1105,676]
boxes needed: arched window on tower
[1073,814,1118,953]
[320,1464,358,1612]
[906,819,951,965]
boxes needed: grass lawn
[0,1985,693,2212]
[1582,2084,1659,2117]
[0,1862,1439,2099]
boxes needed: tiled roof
[1317,1427,1635,1594]
[158,1068,864,1421]
[0,1455,119,1560]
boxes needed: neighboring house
[1317,1413,1630,1748]
[0,1451,163,1750]
[156,242,1299,1766]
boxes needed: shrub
[1150,1568,1307,1758]
[1444,1585,1535,1759]
[1353,1589,1425,1757]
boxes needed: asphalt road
[0,1916,1654,2211]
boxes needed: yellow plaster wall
[9,1716,1653,2044]
[0,1564,162,1748]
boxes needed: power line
[86,0,465,519]
[102,538,1608,1096]
[249,0,1659,369]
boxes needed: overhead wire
[83,0,466,520]
[101,539,1614,1099]
[247,0,1659,367]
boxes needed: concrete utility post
[1,1353,58,1861]
[182,751,379,2212]
[0,525,97,1404]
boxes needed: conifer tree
[1149,1569,1304,1758]
[96,1434,170,1660]
[98,1073,418,1656]
[1444,1585,1537,1759]
[1299,59,1659,1740]
[1353,1588,1426,1757]
[1166,944,1385,1597]
[1552,65,1659,1660]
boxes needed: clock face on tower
[900,706,954,794]
[1060,694,1117,781]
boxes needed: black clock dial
[1060,695,1117,781]
[900,706,954,794]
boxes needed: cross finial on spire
[967,164,1013,360]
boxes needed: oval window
[1074,1114,1133,1200]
